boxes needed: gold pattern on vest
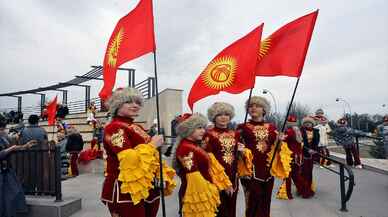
[111,129,125,148]
[219,132,236,165]
[181,152,194,170]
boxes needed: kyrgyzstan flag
[188,24,264,110]
[255,10,318,77]
[47,96,58,126]
[99,0,156,100]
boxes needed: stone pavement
[65,164,388,217]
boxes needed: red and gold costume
[176,138,232,217]
[277,125,314,199]
[204,127,252,217]
[237,120,291,217]
[101,116,175,217]
[300,123,320,197]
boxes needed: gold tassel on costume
[182,171,220,217]
[238,148,253,177]
[267,142,293,179]
[208,153,232,191]
[156,160,177,196]
[276,179,290,200]
[311,180,317,192]
[117,143,159,205]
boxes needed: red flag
[255,10,318,77]
[47,96,57,126]
[188,24,264,110]
[99,0,156,100]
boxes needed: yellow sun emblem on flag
[201,56,237,90]
[107,28,124,68]
[258,37,271,60]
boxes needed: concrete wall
[136,88,183,137]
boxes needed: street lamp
[262,89,278,114]
[336,98,352,128]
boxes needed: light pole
[262,89,278,115]
[336,98,352,128]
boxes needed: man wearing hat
[237,96,291,217]
[300,116,320,197]
[313,109,333,167]
[204,102,249,217]
[332,118,362,168]
[276,115,314,199]
[173,113,232,217]
[101,87,175,217]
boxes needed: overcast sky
[1,0,387,122]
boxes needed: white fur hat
[245,96,271,114]
[176,113,207,138]
[107,87,144,117]
[207,102,235,122]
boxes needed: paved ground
[65,162,388,217]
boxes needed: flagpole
[268,77,301,169]
[244,88,253,123]
[153,51,167,217]
[229,88,252,209]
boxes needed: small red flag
[188,24,264,110]
[255,10,318,77]
[99,0,156,100]
[47,96,58,126]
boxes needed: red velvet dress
[237,121,277,217]
[101,116,160,217]
[283,127,314,199]
[204,127,240,217]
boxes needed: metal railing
[1,77,156,119]
[306,147,354,211]
[8,146,62,201]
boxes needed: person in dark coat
[0,116,36,217]
[65,126,84,176]
[332,118,364,168]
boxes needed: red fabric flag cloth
[188,24,264,110]
[47,96,58,126]
[255,10,318,77]
[99,0,156,100]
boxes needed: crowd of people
[1,86,387,217]
[99,87,381,217]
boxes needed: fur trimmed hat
[302,116,316,126]
[245,96,271,114]
[207,102,235,122]
[107,87,144,117]
[286,115,298,126]
[176,113,207,139]
[315,108,324,116]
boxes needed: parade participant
[300,116,319,196]
[101,87,176,217]
[204,102,251,217]
[174,113,233,217]
[276,115,314,200]
[313,109,332,167]
[237,96,292,217]
[65,126,84,177]
[86,102,97,126]
[332,118,363,168]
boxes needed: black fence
[306,147,354,212]
[8,147,62,201]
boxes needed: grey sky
[1,0,387,122]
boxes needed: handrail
[304,147,354,212]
